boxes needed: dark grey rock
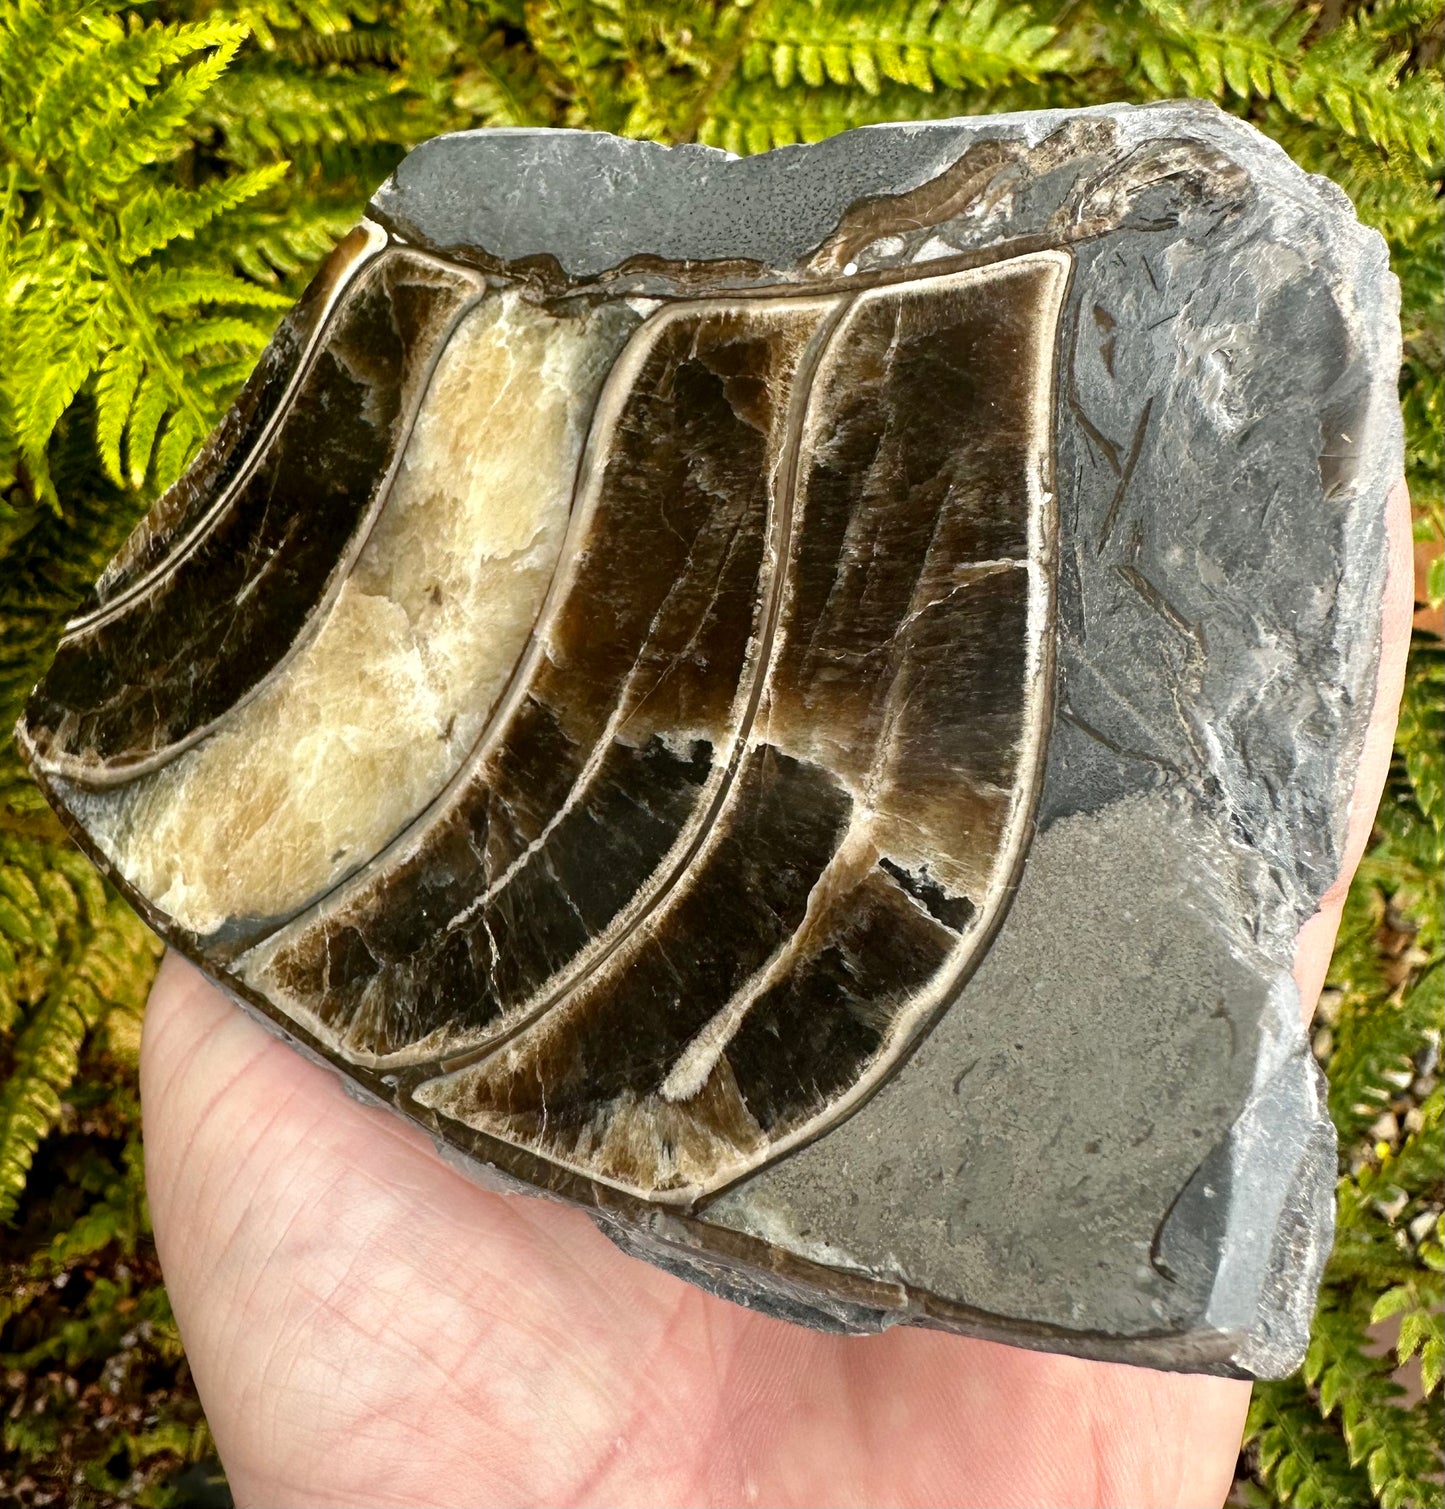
[21,100,1400,1379]
[702,794,1338,1373]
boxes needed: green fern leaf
[0,990,85,1222]
[1247,1377,1369,1506]
[94,344,144,484]
[152,406,204,487]
[124,366,173,486]
[135,264,292,314]
[76,25,249,188]
[0,10,302,504]
[116,164,288,263]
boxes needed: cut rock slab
[18,100,1401,1378]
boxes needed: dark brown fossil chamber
[19,227,1069,1205]
[408,254,1068,1199]
[249,298,837,1057]
[79,223,389,621]
[24,243,481,783]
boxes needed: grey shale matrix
[16,101,1402,1379]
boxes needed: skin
[140,482,1413,1508]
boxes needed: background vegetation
[0,1,1440,1503]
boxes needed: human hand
[139,483,1413,1508]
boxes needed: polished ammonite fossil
[18,101,1401,1378]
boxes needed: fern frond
[0,15,298,501]
[1372,1267,1444,1400]
[701,75,975,152]
[115,163,288,262]
[133,264,293,313]
[24,17,249,175]
[94,344,144,483]
[524,0,632,130]
[219,0,382,52]
[743,0,1068,98]
[0,831,157,1225]
[0,988,86,1222]
[1305,1289,1445,1507]
[1247,1376,1369,1507]
[1103,0,1445,163]
[1265,116,1443,248]
[585,0,699,138]
[122,368,175,487]
[200,193,357,281]
[1328,941,1440,1144]
[271,20,399,66]
[198,59,412,167]
[451,30,561,128]
[73,22,249,190]
[1298,8,1443,161]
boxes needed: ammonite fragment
[18,102,1402,1378]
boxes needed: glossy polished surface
[18,104,1402,1377]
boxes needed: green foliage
[1,1052,210,1505]
[0,833,159,1224]
[1279,1089,1445,1507]
[1248,1375,1375,1509]
[696,0,1074,152]
[0,0,1440,1501]
[0,7,292,507]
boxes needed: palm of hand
[139,487,1412,1508]
[143,956,1249,1508]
